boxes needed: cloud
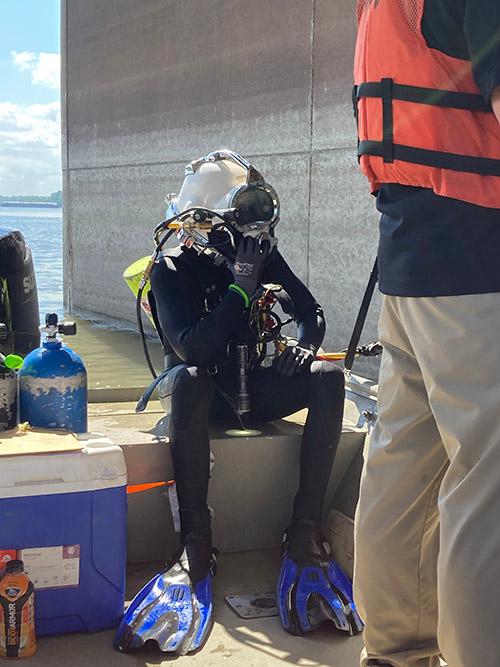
[11,51,36,71]
[11,51,60,90]
[3,52,62,194]
[0,101,61,195]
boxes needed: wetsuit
[150,245,344,541]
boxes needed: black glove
[230,236,271,298]
[274,345,315,377]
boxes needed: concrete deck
[29,551,363,667]
[20,396,367,666]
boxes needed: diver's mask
[164,150,280,257]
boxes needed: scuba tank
[0,560,37,659]
[19,314,88,433]
[0,357,18,431]
[0,229,40,357]
[0,324,23,432]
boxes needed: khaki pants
[354,294,500,667]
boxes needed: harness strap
[355,81,493,113]
[381,78,394,163]
[353,79,500,175]
[358,141,500,177]
[344,258,379,373]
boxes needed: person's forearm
[151,261,249,367]
[296,306,326,353]
[493,86,500,125]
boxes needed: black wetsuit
[150,245,345,541]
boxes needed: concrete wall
[62,0,381,376]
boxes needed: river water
[0,207,163,392]
[0,207,63,317]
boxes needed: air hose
[135,225,177,380]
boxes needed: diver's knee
[173,366,210,387]
[313,361,345,398]
[172,366,214,404]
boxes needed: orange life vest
[354,0,500,209]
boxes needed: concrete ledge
[88,386,147,403]
[88,377,377,562]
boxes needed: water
[0,207,63,317]
[0,206,163,392]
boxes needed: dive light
[235,344,251,416]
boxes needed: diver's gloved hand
[230,236,271,299]
[274,345,315,376]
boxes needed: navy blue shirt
[377,0,500,297]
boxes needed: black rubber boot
[177,531,217,585]
[283,517,328,565]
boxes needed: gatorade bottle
[0,561,36,659]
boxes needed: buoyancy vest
[353,0,500,209]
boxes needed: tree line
[0,191,62,206]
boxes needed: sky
[0,0,61,196]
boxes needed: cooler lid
[0,428,82,456]
[0,433,127,499]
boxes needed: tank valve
[41,313,77,339]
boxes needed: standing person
[352,1,500,666]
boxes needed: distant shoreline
[0,202,61,209]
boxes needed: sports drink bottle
[0,560,36,659]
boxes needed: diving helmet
[165,150,280,251]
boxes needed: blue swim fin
[114,544,215,655]
[277,518,363,636]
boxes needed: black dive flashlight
[235,343,251,416]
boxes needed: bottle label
[18,545,80,589]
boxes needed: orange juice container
[0,561,36,659]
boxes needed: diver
[114,150,363,655]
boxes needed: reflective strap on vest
[354,79,500,176]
